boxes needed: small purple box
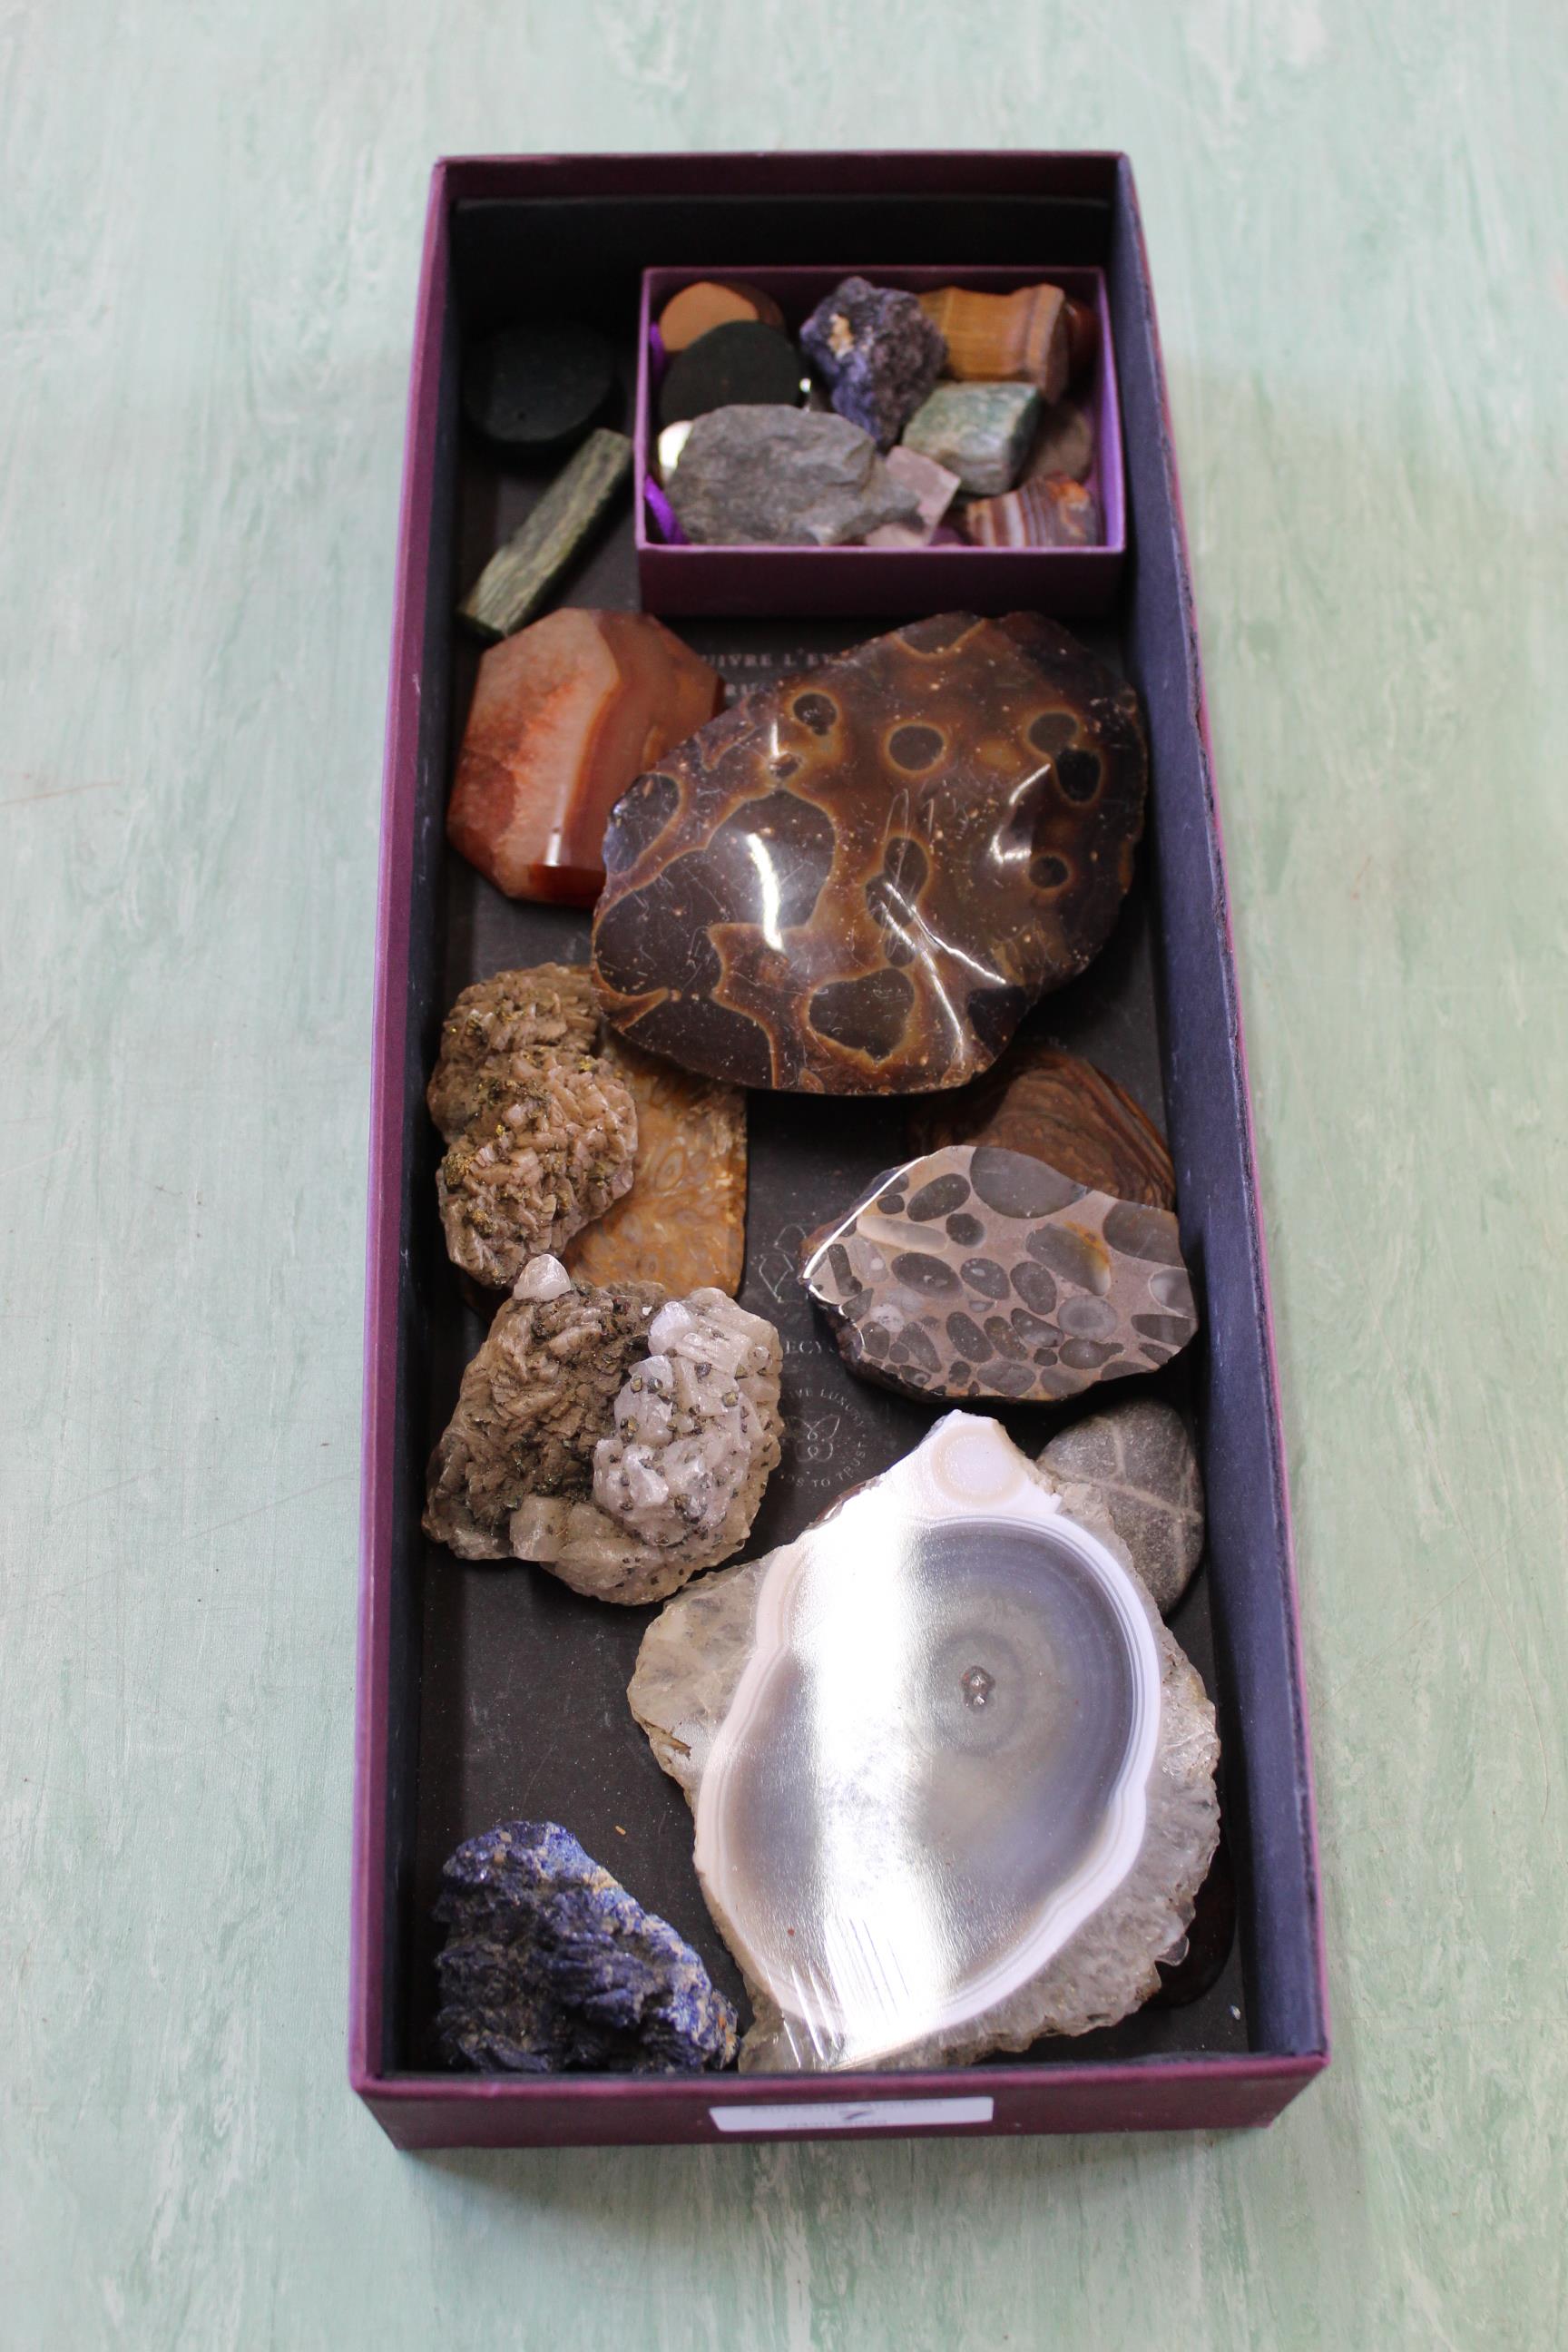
[635,263,1123,617]
[353,151,1328,2151]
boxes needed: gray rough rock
[629,1414,1220,2072]
[1039,1398,1204,1614]
[669,406,922,546]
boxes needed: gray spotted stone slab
[799,1142,1199,1406]
[1038,1398,1205,1614]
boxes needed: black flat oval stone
[657,322,804,427]
[464,324,617,452]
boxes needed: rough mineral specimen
[656,320,804,428]
[447,609,724,906]
[900,382,1041,495]
[862,446,961,549]
[658,279,784,351]
[629,1414,1220,2071]
[1039,1398,1205,1615]
[668,407,920,547]
[799,275,947,449]
[426,1260,783,1603]
[564,1035,748,1298]
[512,1287,783,1603]
[458,430,632,642]
[424,1260,663,1559]
[426,964,601,1141]
[910,1040,1176,1210]
[592,612,1148,1093]
[964,475,1102,548]
[800,1142,1199,1404]
[917,283,1073,400]
[463,323,616,453]
[435,1820,738,2073]
[436,1051,638,1289]
[1024,397,1095,485]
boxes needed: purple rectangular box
[635,261,1123,617]
[353,150,1328,2151]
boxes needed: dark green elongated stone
[457,429,632,642]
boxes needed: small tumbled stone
[964,475,1102,548]
[1024,398,1095,485]
[1038,1398,1205,1614]
[901,382,1041,496]
[862,446,961,548]
[658,279,784,351]
[657,320,803,428]
[668,406,920,547]
[435,1821,737,2073]
[799,275,946,449]
[917,283,1073,400]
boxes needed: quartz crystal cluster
[628,1415,1220,2072]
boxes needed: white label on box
[710,2095,994,2135]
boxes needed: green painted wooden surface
[5,3,1565,2344]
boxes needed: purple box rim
[353,149,1329,2148]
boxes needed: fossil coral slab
[629,1415,1220,2071]
[564,1036,747,1298]
[592,612,1147,1094]
[801,1142,1198,1404]
[1039,1397,1205,1615]
[435,1820,737,2073]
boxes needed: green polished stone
[901,381,1041,495]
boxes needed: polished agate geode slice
[426,1256,783,1605]
[629,1415,1220,2071]
[591,612,1147,1094]
[801,1142,1198,1404]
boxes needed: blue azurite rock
[799,277,946,450]
[434,1821,739,2074]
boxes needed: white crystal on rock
[510,1288,783,1605]
[629,1413,1220,2071]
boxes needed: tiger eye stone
[591,613,1148,1094]
[910,1041,1176,1210]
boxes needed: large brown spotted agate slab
[591,613,1148,1094]
[800,1143,1198,1405]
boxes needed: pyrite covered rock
[799,275,946,449]
[513,1286,783,1603]
[910,1040,1176,1210]
[592,612,1148,1095]
[1039,1398,1205,1615]
[801,1142,1199,1404]
[425,1258,783,1604]
[629,1414,1220,2072]
[435,1820,738,2073]
[435,1051,637,1289]
[426,964,600,1142]
[424,1259,663,1560]
[447,609,724,906]
[668,407,921,547]
[564,1036,748,1298]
